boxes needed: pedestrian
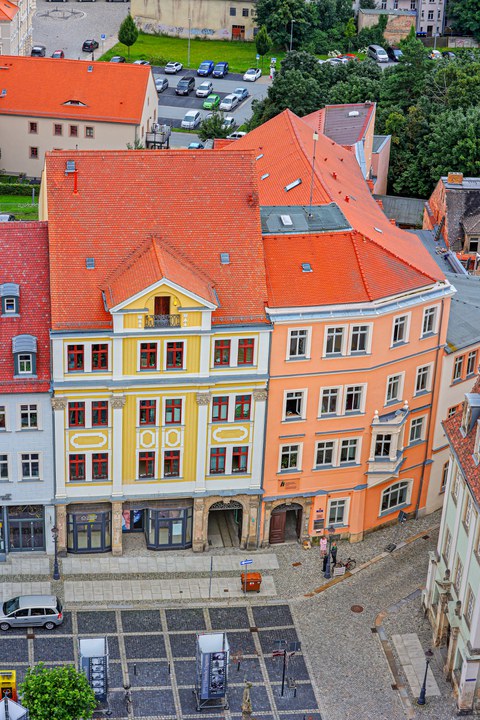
[331,540,338,566]
[320,535,327,571]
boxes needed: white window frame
[324,326,346,357]
[453,355,464,382]
[409,416,425,444]
[279,443,302,472]
[339,437,360,465]
[18,353,33,374]
[161,447,183,479]
[287,327,311,360]
[443,527,452,563]
[421,305,438,337]
[454,555,464,595]
[18,403,39,431]
[163,339,187,372]
[466,350,477,377]
[19,452,41,481]
[137,449,157,480]
[464,496,473,533]
[0,453,9,481]
[441,460,449,493]
[319,387,341,416]
[343,384,366,414]
[315,440,335,467]
[465,586,475,626]
[451,469,460,503]
[137,340,160,372]
[283,389,307,421]
[349,324,372,355]
[385,373,404,405]
[0,405,7,432]
[374,433,393,458]
[328,498,349,526]
[415,363,433,394]
[4,298,16,313]
[137,397,158,428]
[391,313,410,346]
[380,479,411,515]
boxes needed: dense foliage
[447,0,480,41]
[20,664,97,720]
[198,112,231,141]
[246,33,480,197]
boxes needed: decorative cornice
[109,395,126,410]
[51,397,68,411]
[196,392,211,406]
[253,389,268,402]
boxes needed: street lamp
[289,19,295,52]
[323,524,336,580]
[187,16,191,68]
[417,649,434,705]
[273,640,301,696]
[51,525,60,581]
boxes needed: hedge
[0,182,40,195]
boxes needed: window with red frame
[212,396,229,422]
[210,447,226,474]
[235,395,251,420]
[139,400,156,425]
[69,454,85,481]
[92,453,108,480]
[92,344,108,370]
[164,450,180,477]
[140,343,157,370]
[67,345,84,371]
[92,401,108,426]
[232,446,248,473]
[214,339,231,366]
[166,342,184,369]
[68,402,85,427]
[238,338,254,365]
[165,399,182,424]
[139,451,155,478]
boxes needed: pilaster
[51,397,68,499]
[111,500,123,556]
[110,395,126,497]
[195,392,210,493]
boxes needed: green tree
[359,0,376,8]
[447,0,480,41]
[118,14,139,59]
[20,664,97,720]
[198,112,230,141]
[344,17,356,51]
[424,107,480,185]
[328,76,381,104]
[380,28,428,110]
[255,26,272,70]
[254,0,314,50]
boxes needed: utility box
[241,572,262,593]
[79,637,109,704]
[194,632,229,711]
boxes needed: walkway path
[392,633,441,698]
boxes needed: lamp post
[289,19,295,52]
[417,649,434,705]
[51,525,60,581]
[187,16,191,68]
[323,524,336,580]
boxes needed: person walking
[320,535,328,572]
[331,540,338,567]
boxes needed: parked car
[133,60,150,65]
[31,45,46,57]
[176,76,195,95]
[203,94,220,110]
[429,49,442,60]
[232,87,249,102]
[0,214,16,222]
[110,56,126,63]
[219,94,239,111]
[155,77,169,93]
[0,595,63,631]
[181,110,202,130]
[213,62,229,77]
[243,68,262,82]
[386,47,403,62]
[164,61,183,74]
[367,44,389,63]
[196,81,213,98]
[82,40,99,52]
[188,142,205,149]
[221,116,236,131]
[443,51,456,60]
[226,131,247,140]
[197,60,214,76]
[51,50,65,59]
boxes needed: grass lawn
[101,32,285,73]
[0,195,38,221]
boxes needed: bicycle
[335,558,356,571]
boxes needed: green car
[203,94,220,110]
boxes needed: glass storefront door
[67,511,111,553]
[145,506,193,550]
[8,506,45,551]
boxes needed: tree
[198,112,230,141]
[359,0,376,8]
[255,0,314,50]
[344,17,356,51]
[424,107,480,185]
[447,0,480,41]
[255,26,272,70]
[20,664,97,720]
[118,14,139,59]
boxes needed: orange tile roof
[45,150,268,330]
[232,110,444,286]
[443,376,480,503]
[0,0,18,21]
[0,56,150,123]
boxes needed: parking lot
[1,604,322,719]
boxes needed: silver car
[0,595,63,631]
[196,81,213,98]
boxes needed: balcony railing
[145,314,180,328]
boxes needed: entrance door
[232,25,246,40]
[269,512,286,544]
[8,506,45,551]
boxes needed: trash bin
[241,572,262,593]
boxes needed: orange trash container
[241,572,262,593]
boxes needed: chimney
[390,218,396,225]
[447,172,463,185]
[366,179,374,193]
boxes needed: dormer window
[461,403,472,436]
[12,335,37,376]
[1,283,20,315]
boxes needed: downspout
[415,296,446,518]
[256,322,272,549]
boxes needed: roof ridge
[151,236,216,288]
[286,111,333,203]
[360,226,439,283]
[102,236,156,287]
[350,232,374,301]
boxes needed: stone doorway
[269,503,303,544]
[207,501,243,548]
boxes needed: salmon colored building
[233,110,455,544]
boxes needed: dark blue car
[213,61,229,77]
[197,60,214,76]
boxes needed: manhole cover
[351,605,364,613]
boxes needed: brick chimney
[447,172,464,185]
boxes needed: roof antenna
[308,131,319,218]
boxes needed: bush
[0,182,40,195]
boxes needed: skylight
[86,257,95,269]
[261,173,269,180]
[280,214,293,226]
[285,178,302,192]
[301,263,312,272]
[220,253,230,265]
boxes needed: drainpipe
[255,323,272,549]
[415,296,446,518]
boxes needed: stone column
[109,395,126,497]
[111,500,123,557]
[56,504,67,556]
[51,397,68,500]
[251,389,267,489]
[457,658,480,712]
[195,392,211,493]
[261,501,273,547]
[433,589,451,647]
[301,498,313,542]
[193,497,206,552]
[245,496,260,550]
[444,626,459,681]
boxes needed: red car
[51,50,65,59]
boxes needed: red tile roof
[443,376,480,504]
[0,221,51,393]
[0,0,18,22]
[304,103,375,147]
[0,57,150,124]
[232,110,444,289]
[264,230,439,307]
[45,150,268,330]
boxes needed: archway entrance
[207,501,243,548]
[269,503,303,544]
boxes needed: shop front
[66,504,112,554]
[7,506,45,552]
[122,500,193,550]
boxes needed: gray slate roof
[260,204,351,235]
[375,194,425,227]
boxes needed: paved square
[0,604,322,719]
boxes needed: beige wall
[0,0,35,56]
[372,136,391,196]
[132,0,257,41]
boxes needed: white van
[181,110,201,130]
[367,44,389,63]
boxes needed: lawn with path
[0,195,38,221]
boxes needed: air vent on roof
[280,214,293,227]
[285,178,302,192]
[348,110,359,117]
[256,153,264,160]
[301,263,312,273]
[65,160,76,174]
[374,227,383,233]
[86,257,95,269]
[0,89,6,98]
[261,173,269,180]
[220,252,230,265]
[87,65,93,72]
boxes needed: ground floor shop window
[145,506,192,549]
[67,510,111,553]
[8,505,45,551]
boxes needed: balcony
[145,314,180,329]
